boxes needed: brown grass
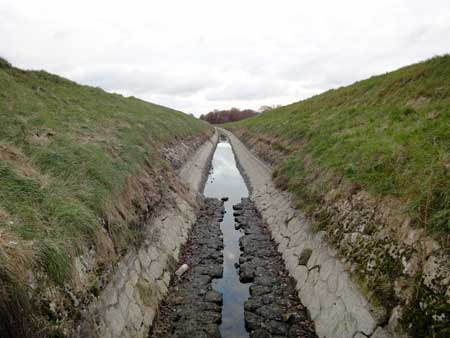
[0,144,39,178]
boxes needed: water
[203,140,250,338]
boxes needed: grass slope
[226,55,450,233]
[0,57,210,288]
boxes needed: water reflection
[204,141,250,338]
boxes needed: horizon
[2,0,450,116]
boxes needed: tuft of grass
[226,55,450,233]
[37,241,72,286]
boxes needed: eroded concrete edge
[179,130,219,195]
[80,131,219,338]
[221,128,394,338]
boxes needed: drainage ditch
[151,138,317,338]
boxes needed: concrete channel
[150,133,318,338]
[85,128,393,338]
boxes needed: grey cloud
[1,0,450,116]
[71,66,218,96]
[205,80,286,101]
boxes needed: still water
[203,140,250,338]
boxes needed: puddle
[204,140,250,338]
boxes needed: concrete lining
[179,130,218,195]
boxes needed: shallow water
[203,141,250,338]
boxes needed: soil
[150,198,224,338]
[234,198,318,338]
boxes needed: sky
[1,0,450,116]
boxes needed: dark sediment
[150,198,224,338]
[235,198,318,338]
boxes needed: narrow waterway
[203,139,250,338]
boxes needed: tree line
[199,105,280,124]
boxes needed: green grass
[0,59,210,286]
[226,55,450,233]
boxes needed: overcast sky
[1,0,450,116]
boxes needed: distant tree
[259,105,273,113]
[200,108,258,124]
[259,104,282,113]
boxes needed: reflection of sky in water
[204,141,250,338]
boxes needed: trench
[150,136,317,338]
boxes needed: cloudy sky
[1,0,450,116]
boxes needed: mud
[150,198,224,338]
[235,198,317,338]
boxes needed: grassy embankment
[226,55,450,234]
[0,56,210,328]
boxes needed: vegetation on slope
[226,55,450,234]
[0,57,210,334]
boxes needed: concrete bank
[179,131,219,194]
[79,132,219,338]
[221,128,392,338]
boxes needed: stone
[124,280,135,300]
[102,286,118,307]
[372,327,394,338]
[250,329,271,338]
[204,290,223,304]
[250,285,271,296]
[138,248,151,268]
[240,262,256,282]
[315,299,346,338]
[162,271,171,286]
[104,306,125,337]
[255,304,284,321]
[340,286,376,335]
[293,265,309,291]
[326,270,338,293]
[422,238,440,255]
[320,257,336,281]
[354,333,367,338]
[245,311,262,331]
[204,324,221,338]
[127,302,143,330]
[298,248,313,265]
[387,306,407,338]
[149,261,164,280]
[268,320,289,335]
[288,228,305,248]
[118,291,130,314]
